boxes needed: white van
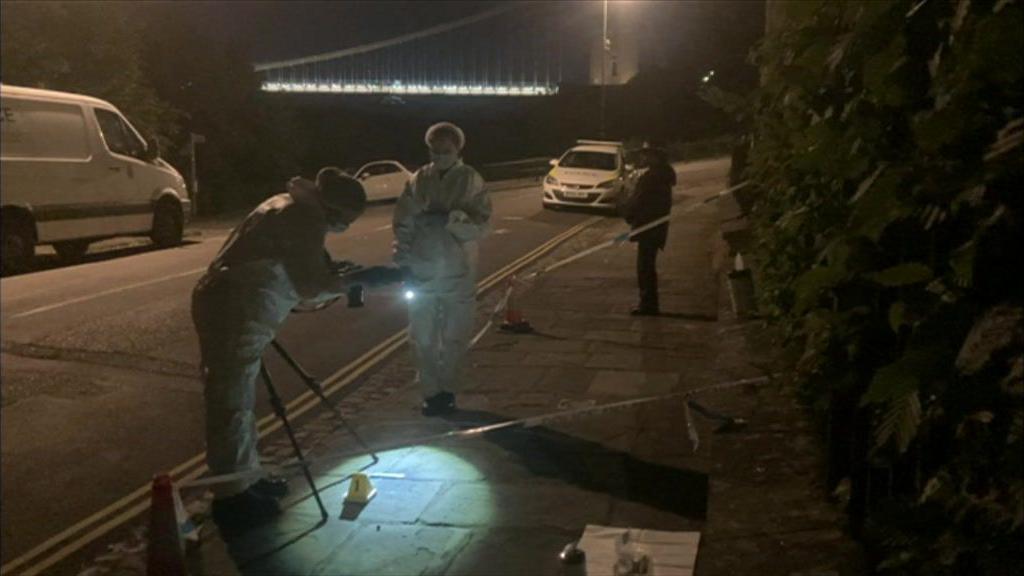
[1,84,191,274]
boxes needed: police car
[542,140,633,211]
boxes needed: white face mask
[431,152,458,170]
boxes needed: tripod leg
[259,362,328,522]
[271,341,326,395]
[270,340,379,465]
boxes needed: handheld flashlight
[404,289,416,301]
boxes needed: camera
[347,284,364,308]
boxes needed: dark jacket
[623,161,676,248]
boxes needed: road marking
[372,224,393,232]
[502,216,524,221]
[493,228,510,235]
[8,267,207,320]
[2,216,600,576]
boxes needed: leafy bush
[739,0,1022,572]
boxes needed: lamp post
[600,0,609,138]
[188,133,205,217]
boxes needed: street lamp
[600,0,609,138]
[189,133,205,217]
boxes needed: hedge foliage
[733,0,1022,572]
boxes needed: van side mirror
[142,137,160,161]
[549,158,558,167]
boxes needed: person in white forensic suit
[393,122,492,416]
[192,167,401,529]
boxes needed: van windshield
[558,151,617,171]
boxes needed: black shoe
[211,487,281,531]
[631,307,660,316]
[421,392,456,417]
[251,476,289,499]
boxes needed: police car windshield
[559,151,617,171]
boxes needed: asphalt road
[0,179,596,564]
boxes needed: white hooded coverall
[192,185,341,498]
[393,160,491,398]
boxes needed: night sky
[133,1,764,84]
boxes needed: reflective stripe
[33,202,154,222]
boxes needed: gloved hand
[448,210,470,225]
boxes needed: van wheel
[2,220,35,276]
[54,240,91,262]
[151,201,183,248]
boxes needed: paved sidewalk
[79,160,863,575]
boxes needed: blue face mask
[431,152,458,170]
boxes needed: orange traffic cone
[500,276,534,334]
[146,474,188,576]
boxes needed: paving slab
[420,482,612,529]
[308,524,472,576]
[587,370,678,397]
[443,527,579,576]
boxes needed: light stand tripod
[258,279,380,522]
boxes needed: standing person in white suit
[393,122,492,416]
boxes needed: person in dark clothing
[622,142,676,316]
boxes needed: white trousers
[407,286,475,398]
[192,261,296,498]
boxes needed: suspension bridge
[254,4,570,97]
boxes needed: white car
[1,84,191,274]
[354,160,412,202]
[542,140,633,211]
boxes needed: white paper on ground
[576,524,700,576]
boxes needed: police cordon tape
[474,180,752,336]
[11,177,753,573]
[180,179,756,489]
[178,374,772,490]
[310,180,751,350]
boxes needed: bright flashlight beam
[404,290,416,301]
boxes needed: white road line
[493,228,511,235]
[372,224,393,232]
[8,267,207,320]
[502,216,524,221]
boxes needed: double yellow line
[1,215,600,576]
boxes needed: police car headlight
[544,175,559,186]
[597,179,617,189]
